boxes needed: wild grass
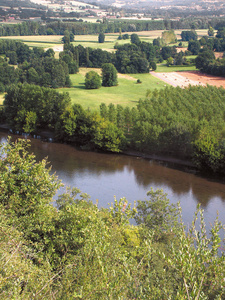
[156,63,196,73]
[58,68,167,110]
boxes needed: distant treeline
[1,17,225,36]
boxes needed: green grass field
[0,94,4,105]
[0,29,209,53]
[58,68,168,110]
[156,63,196,73]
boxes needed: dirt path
[152,71,225,89]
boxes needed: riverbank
[124,150,195,168]
[0,124,196,171]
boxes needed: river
[1,131,225,230]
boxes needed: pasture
[156,63,196,73]
[58,68,168,110]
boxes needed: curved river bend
[1,132,225,229]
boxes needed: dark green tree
[130,33,141,45]
[150,61,157,71]
[98,33,105,43]
[188,40,201,55]
[102,63,118,87]
[208,26,214,37]
[181,30,198,41]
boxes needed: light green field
[0,34,129,51]
[0,29,209,52]
[0,94,4,105]
[156,63,196,73]
[72,35,129,50]
[0,35,63,50]
[0,35,62,43]
[58,68,168,110]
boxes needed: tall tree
[98,33,105,43]
[102,63,118,87]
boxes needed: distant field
[156,63,196,73]
[71,34,129,50]
[0,29,209,52]
[0,94,4,105]
[107,29,208,42]
[58,68,168,110]
[0,35,63,50]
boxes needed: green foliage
[216,27,225,39]
[208,26,214,37]
[135,188,180,241]
[181,30,198,41]
[150,61,157,71]
[195,49,215,70]
[101,85,225,174]
[85,70,101,89]
[0,138,61,260]
[102,63,118,87]
[115,43,150,73]
[161,30,177,44]
[188,39,201,55]
[130,33,141,45]
[159,206,225,299]
[0,140,224,299]
[167,56,174,66]
[4,83,71,132]
[55,105,125,152]
[193,127,225,173]
[98,32,105,43]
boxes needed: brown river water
[1,131,225,230]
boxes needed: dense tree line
[3,83,225,174]
[62,39,159,73]
[0,138,224,299]
[100,85,225,175]
[3,83,124,152]
[2,17,225,37]
[193,28,225,76]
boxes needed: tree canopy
[85,70,101,89]
[101,63,118,87]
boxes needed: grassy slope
[58,68,168,111]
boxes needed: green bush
[85,71,101,89]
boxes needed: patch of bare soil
[152,71,205,88]
[176,47,187,53]
[51,45,63,52]
[179,71,225,89]
[152,71,225,89]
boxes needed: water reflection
[1,132,225,227]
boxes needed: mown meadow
[59,68,168,110]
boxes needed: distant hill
[0,0,44,8]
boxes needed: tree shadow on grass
[72,83,86,89]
